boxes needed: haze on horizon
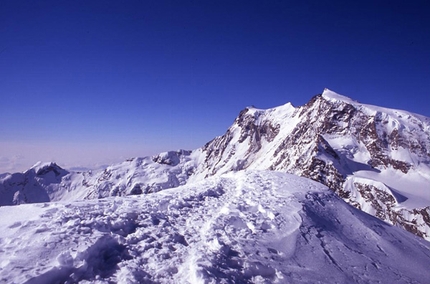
[1,0,429,173]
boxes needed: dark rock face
[291,95,419,178]
[236,108,280,146]
[202,107,281,175]
[393,207,430,239]
[353,182,397,221]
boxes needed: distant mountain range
[1,89,429,241]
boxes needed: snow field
[1,171,430,283]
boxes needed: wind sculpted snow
[0,171,429,283]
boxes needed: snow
[1,171,429,283]
[323,88,430,125]
[322,88,358,105]
[353,168,430,208]
[321,127,430,209]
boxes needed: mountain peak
[29,162,67,177]
[321,88,358,104]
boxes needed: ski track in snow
[0,171,430,283]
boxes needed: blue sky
[1,0,429,172]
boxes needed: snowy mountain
[1,171,430,283]
[1,89,429,242]
[196,88,430,240]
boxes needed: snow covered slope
[1,89,429,241]
[1,171,429,283]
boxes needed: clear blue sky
[1,0,429,172]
